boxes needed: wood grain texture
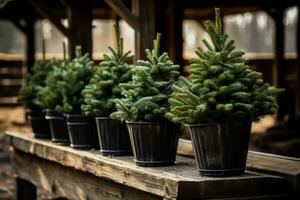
[13,150,160,200]
[6,132,294,199]
[178,138,300,197]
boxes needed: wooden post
[274,7,286,121]
[296,4,300,117]
[66,1,92,58]
[25,18,35,74]
[166,0,184,74]
[132,0,156,61]
[16,177,37,200]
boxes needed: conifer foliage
[56,46,94,114]
[34,43,69,110]
[110,33,180,122]
[81,25,132,116]
[166,8,283,124]
[35,59,69,110]
[19,59,55,109]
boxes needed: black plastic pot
[95,117,132,156]
[27,109,51,139]
[66,115,94,149]
[186,122,252,177]
[126,121,180,167]
[90,118,100,150]
[44,110,69,144]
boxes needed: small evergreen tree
[166,8,284,124]
[19,59,55,109]
[110,33,180,122]
[35,60,69,110]
[81,25,132,116]
[35,43,69,110]
[56,46,94,114]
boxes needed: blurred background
[0,0,300,160]
[0,0,299,198]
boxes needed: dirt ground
[0,106,54,200]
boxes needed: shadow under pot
[95,117,132,156]
[44,109,69,144]
[126,121,180,167]
[186,122,252,177]
[27,109,51,139]
[66,115,94,150]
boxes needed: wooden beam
[29,0,69,37]
[10,19,26,35]
[104,0,139,30]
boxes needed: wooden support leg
[16,177,36,200]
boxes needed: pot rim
[95,116,110,120]
[26,108,43,113]
[126,120,173,124]
[184,123,225,127]
[185,121,252,127]
[43,108,56,112]
[66,114,87,117]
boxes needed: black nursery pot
[66,115,95,150]
[186,122,252,177]
[95,117,132,156]
[126,121,180,167]
[44,110,69,144]
[27,109,51,139]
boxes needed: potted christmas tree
[19,42,53,139]
[35,43,70,144]
[166,8,283,176]
[111,33,180,166]
[56,46,96,149]
[81,25,132,156]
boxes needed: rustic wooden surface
[6,132,295,199]
[13,150,160,200]
[178,138,300,197]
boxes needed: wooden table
[6,132,298,200]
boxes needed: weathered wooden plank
[13,150,160,200]
[6,132,293,199]
[0,79,23,85]
[0,97,20,106]
[178,138,300,197]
